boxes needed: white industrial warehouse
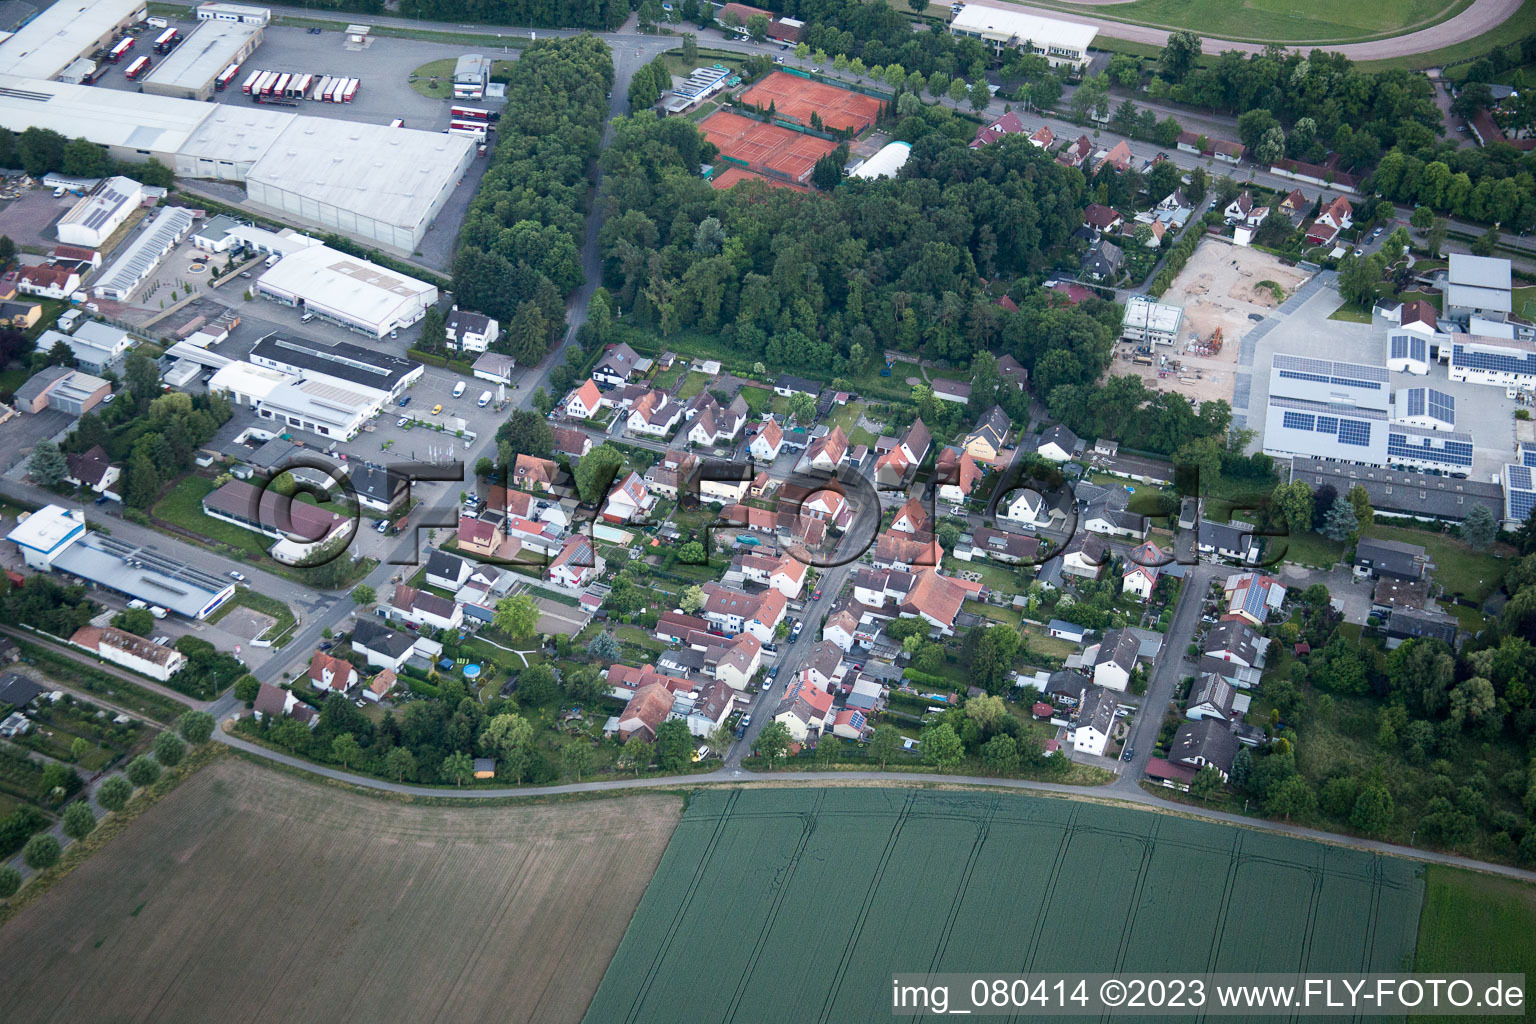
[143,19,263,100]
[255,244,438,336]
[0,0,475,250]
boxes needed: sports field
[738,71,884,133]
[991,0,1471,45]
[700,109,837,184]
[0,761,682,1024]
[585,789,1426,1024]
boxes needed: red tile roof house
[1057,134,1092,169]
[565,378,603,419]
[1095,140,1133,174]
[617,681,675,742]
[602,471,655,523]
[513,454,557,492]
[1304,196,1353,246]
[308,650,358,693]
[772,670,835,743]
[1083,203,1123,233]
[899,569,969,635]
[970,111,1025,149]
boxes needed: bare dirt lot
[0,759,681,1024]
[1116,238,1313,405]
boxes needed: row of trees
[0,126,173,186]
[452,36,614,365]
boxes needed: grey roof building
[1354,537,1426,581]
[1289,458,1503,525]
[1444,253,1512,321]
[1073,685,1118,736]
[1186,673,1236,721]
[1385,607,1458,646]
[1170,719,1238,779]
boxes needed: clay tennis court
[738,71,883,133]
[700,108,836,183]
[710,164,812,193]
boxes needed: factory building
[254,244,437,337]
[1447,335,1536,391]
[142,19,262,100]
[0,0,145,80]
[948,6,1096,69]
[56,175,144,247]
[1262,355,1392,465]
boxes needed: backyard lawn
[1276,531,1344,570]
[1327,302,1373,323]
[1359,524,1507,603]
[824,401,867,437]
[677,371,711,400]
[153,475,270,560]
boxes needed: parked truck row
[241,69,359,102]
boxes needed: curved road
[966,0,1523,59]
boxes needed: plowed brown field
[0,760,681,1024]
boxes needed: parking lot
[0,188,75,251]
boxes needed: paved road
[210,727,1536,883]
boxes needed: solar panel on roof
[1337,419,1372,447]
[1509,465,1534,490]
[1428,389,1454,424]
[1406,388,1425,418]
[1389,335,1407,359]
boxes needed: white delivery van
[452,381,466,398]
[477,390,492,407]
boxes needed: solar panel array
[1507,464,1536,522]
[1387,333,1429,363]
[1337,418,1373,447]
[1428,388,1454,424]
[1387,427,1474,468]
[1273,354,1389,389]
[1405,388,1425,419]
[1452,342,1536,375]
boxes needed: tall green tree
[922,722,964,769]
[755,721,791,767]
[1462,503,1497,548]
[331,733,361,770]
[23,833,60,870]
[573,442,625,503]
[1159,30,1202,82]
[385,746,417,782]
[61,801,95,840]
[870,724,901,769]
[96,775,132,812]
[1321,496,1359,542]
[442,750,473,786]
[1190,765,1225,800]
[27,440,67,487]
[493,594,540,639]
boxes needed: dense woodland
[452,36,614,365]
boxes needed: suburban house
[17,263,81,299]
[803,639,844,691]
[773,374,821,399]
[736,550,807,598]
[643,450,699,500]
[1385,607,1459,647]
[773,671,835,744]
[1197,519,1260,564]
[1083,203,1123,234]
[457,516,504,559]
[592,342,650,387]
[1353,537,1426,581]
[1057,134,1092,169]
[699,582,786,643]
[551,425,591,459]
[1095,139,1133,174]
[707,633,763,690]
[891,496,930,535]
[63,445,119,499]
[350,618,418,672]
[1122,541,1164,600]
[831,708,870,741]
[1203,620,1270,670]
[1170,719,1238,780]
[823,609,859,653]
[565,379,603,419]
[750,418,784,461]
[963,406,1012,463]
[1048,620,1088,643]
[1305,195,1353,246]
[685,679,736,738]
[1080,240,1122,282]
[1003,488,1055,529]
[252,682,317,726]
[1279,188,1308,217]
[969,110,1025,148]
[1223,572,1285,626]
[1224,190,1269,227]
[351,462,409,515]
[798,426,848,473]
[549,534,602,588]
[967,526,1040,564]
[1068,686,1119,756]
[602,472,656,524]
[365,669,396,703]
[1085,629,1139,692]
[899,569,970,635]
[390,584,464,632]
[1186,672,1237,722]
[934,447,982,505]
[1059,532,1109,580]
[444,308,499,353]
[1037,424,1079,462]
[617,681,674,741]
[686,393,748,446]
[1082,506,1148,541]
[931,379,971,405]
[307,650,359,693]
[70,625,185,682]
[513,454,558,493]
[627,390,683,437]
[873,531,943,572]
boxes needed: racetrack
[967,0,1523,59]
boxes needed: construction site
[1113,238,1313,406]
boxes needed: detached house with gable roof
[308,650,359,693]
[592,342,650,387]
[1085,629,1139,692]
[963,406,1012,464]
[773,671,835,744]
[602,471,655,524]
[549,534,603,588]
[1122,541,1164,601]
[750,417,784,461]
[565,379,603,420]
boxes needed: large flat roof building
[1291,458,1503,526]
[254,245,438,337]
[1445,254,1512,322]
[1263,355,1392,465]
[249,332,422,399]
[142,19,262,100]
[242,119,475,250]
[0,73,206,164]
[0,0,143,80]
[948,5,1096,68]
